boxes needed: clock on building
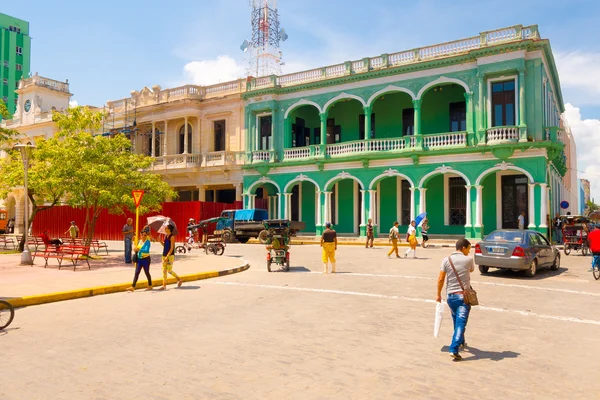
[24,99,31,113]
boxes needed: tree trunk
[18,207,38,252]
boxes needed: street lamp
[13,142,36,265]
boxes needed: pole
[21,155,32,265]
[135,205,139,247]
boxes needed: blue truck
[215,209,305,243]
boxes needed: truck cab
[215,209,269,243]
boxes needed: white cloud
[183,56,244,85]
[555,52,600,105]
[69,100,79,108]
[563,103,600,200]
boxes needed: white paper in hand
[434,301,445,338]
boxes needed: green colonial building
[240,25,576,239]
[0,13,31,117]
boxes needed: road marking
[212,281,600,326]
[250,269,600,297]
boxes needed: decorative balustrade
[283,147,311,160]
[247,24,539,90]
[203,151,244,166]
[326,141,366,157]
[252,150,273,163]
[423,132,467,149]
[367,138,409,152]
[151,154,202,169]
[557,129,564,142]
[486,127,519,142]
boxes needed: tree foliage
[0,100,20,145]
[586,200,599,215]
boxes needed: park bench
[61,237,107,255]
[33,244,91,271]
[0,235,16,250]
[27,236,46,252]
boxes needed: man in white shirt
[518,211,525,230]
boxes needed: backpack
[389,227,395,240]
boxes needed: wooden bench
[0,235,16,250]
[27,236,46,252]
[89,239,108,255]
[33,244,91,271]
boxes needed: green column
[464,91,475,146]
[319,112,328,157]
[477,73,486,145]
[284,116,292,149]
[518,68,528,142]
[363,105,372,140]
[412,100,423,150]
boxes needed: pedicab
[262,220,291,272]
[175,217,226,256]
[562,215,590,256]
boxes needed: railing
[423,132,467,149]
[151,154,202,169]
[203,151,244,166]
[366,137,410,152]
[326,141,367,157]
[205,81,243,97]
[486,127,519,142]
[20,75,70,93]
[252,150,273,163]
[247,24,539,91]
[282,145,322,160]
[167,85,202,100]
[557,129,564,142]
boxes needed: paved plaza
[1,242,600,399]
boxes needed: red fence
[32,201,243,242]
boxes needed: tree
[0,100,20,145]
[0,139,67,250]
[586,200,599,215]
[52,107,175,242]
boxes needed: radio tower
[240,0,288,77]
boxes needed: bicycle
[592,255,600,281]
[0,300,15,330]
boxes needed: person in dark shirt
[158,224,183,290]
[40,230,62,247]
[321,222,338,274]
[365,218,374,248]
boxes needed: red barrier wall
[31,201,242,241]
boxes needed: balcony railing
[202,151,244,167]
[248,24,540,90]
[282,145,322,161]
[423,132,467,149]
[486,126,519,143]
[151,154,201,170]
[251,150,274,163]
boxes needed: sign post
[132,190,145,244]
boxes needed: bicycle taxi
[261,220,291,272]
[562,215,590,256]
[175,217,225,256]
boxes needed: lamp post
[14,142,36,265]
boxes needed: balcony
[201,151,244,167]
[151,154,201,170]
[148,151,245,171]
[486,126,520,144]
[250,150,275,163]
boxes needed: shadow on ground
[441,345,520,361]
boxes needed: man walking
[518,211,526,230]
[365,218,374,248]
[387,221,400,258]
[436,238,475,361]
[553,213,563,244]
[64,221,80,239]
[123,217,134,264]
[321,222,337,274]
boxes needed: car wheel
[175,246,186,254]
[524,259,537,277]
[564,246,571,256]
[478,265,489,274]
[550,255,560,271]
[222,230,233,243]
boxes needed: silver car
[474,230,560,277]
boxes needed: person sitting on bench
[40,230,63,248]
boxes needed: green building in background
[0,13,30,117]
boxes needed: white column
[528,183,536,228]
[324,191,332,224]
[360,190,366,227]
[183,116,189,153]
[198,186,206,202]
[316,191,322,227]
[539,183,548,228]
[284,193,292,220]
[368,190,376,226]
[475,185,483,227]
[464,185,472,227]
[241,194,247,209]
[163,120,168,155]
[409,187,416,222]
[249,194,257,209]
[151,122,156,157]
[419,187,427,215]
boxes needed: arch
[283,174,321,194]
[366,85,416,107]
[418,165,471,188]
[474,163,535,186]
[324,172,365,191]
[323,92,367,113]
[416,76,471,100]
[283,99,323,119]
[246,178,281,195]
[369,169,415,190]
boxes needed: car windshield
[485,231,524,243]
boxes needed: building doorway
[502,175,528,229]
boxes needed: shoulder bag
[447,256,478,306]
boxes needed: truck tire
[237,237,250,244]
[258,230,269,244]
[222,230,233,243]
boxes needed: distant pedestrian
[64,221,80,239]
[436,238,475,361]
[123,218,134,263]
[158,224,183,290]
[518,211,525,230]
[126,226,153,292]
[7,218,14,234]
[404,220,418,258]
[365,218,374,248]
[387,221,400,258]
[321,222,337,273]
[421,218,430,249]
[553,213,563,244]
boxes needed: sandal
[145,286,153,291]
[158,286,166,291]
[177,280,183,288]
[126,287,135,292]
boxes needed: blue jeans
[447,293,471,354]
[124,237,132,263]
[553,227,563,244]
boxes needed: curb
[7,262,250,309]
[248,239,456,247]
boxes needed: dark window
[331,185,337,225]
[214,120,226,151]
[304,127,311,146]
[314,127,321,145]
[291,185,299,221]
[334,126,341,143]
[449,102,466,132]
[449,177,466,226]
[178,124,193,154]
[216,189,235,204]
[359,113,376,139]
[177,190,198,202]
[401,180,411,226]
[293,117,306,147]
[402,108,414,136]
[259,116,272,150]
[491,80,516,127]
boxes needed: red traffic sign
[132,190,145,208]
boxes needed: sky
[3,0,600,200]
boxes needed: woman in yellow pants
[321,222,338,273]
